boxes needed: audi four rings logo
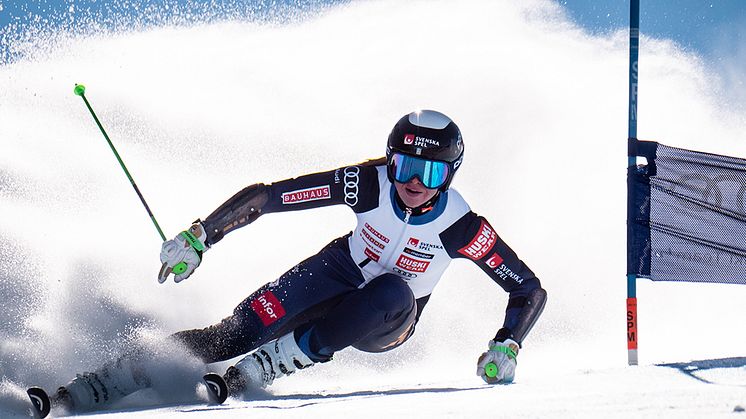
[670,173,746,213]
[344,166,360,206]
[393,267,417,279]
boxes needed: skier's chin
[395,182,435,208]
[401,194,424,208]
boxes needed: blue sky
[559,0,746,62]
[1,0,744,64]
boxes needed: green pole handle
[484,362,498,378]
[173,262,188,274]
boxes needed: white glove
[158,223,208,283]
[476,339,519,384]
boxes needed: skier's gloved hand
[476,339,519,385]
[158,222,208,283]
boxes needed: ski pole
[73,84,188,276]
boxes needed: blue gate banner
[628,139,746,284]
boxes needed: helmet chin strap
[393,189,441,216]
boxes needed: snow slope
[1,1,745,417]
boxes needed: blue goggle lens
[390,153,450,189]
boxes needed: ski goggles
[389,153,450,189]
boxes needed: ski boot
[224,332,315,395]
[62,371,117,411]
[49,385,74,413]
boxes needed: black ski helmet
[386,110,464,191]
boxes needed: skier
[48,110,547,412]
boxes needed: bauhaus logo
[281,185,331,205]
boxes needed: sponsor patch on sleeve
[250,291,287,326]
[457,220,497,261]
[281,185,331,205]
[486,252,504,268]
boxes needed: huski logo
[458,220,497,261]
[250,291,286,326]
[396,254,430,273]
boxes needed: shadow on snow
[178,385,490,412]
[658,356,746,386]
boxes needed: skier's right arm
[200,183,269,246]
[201,161,382,246]
[158,161,383,283]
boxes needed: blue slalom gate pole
[626,0,640,366]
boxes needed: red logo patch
[361,228,386,250]
[404,134,415,145]
[364,247,381,262]
[458,220,497,261]
[281,185,331,205]
[396,254,430,273]
[250,291,286,326]
[407,237,420,247]
[365,223,390,243]
[486,253,504,269]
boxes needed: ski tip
[203,373,229,404]
[73,84,86,96]
[27,387,51,418]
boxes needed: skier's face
[394,177,439,208]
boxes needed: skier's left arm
[440,212,547,384]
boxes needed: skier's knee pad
[365,274,415,315]
[352,303,416,353]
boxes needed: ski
[27,387,51,418]
[203,372,229,404]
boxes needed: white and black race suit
[173,162,543,363]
